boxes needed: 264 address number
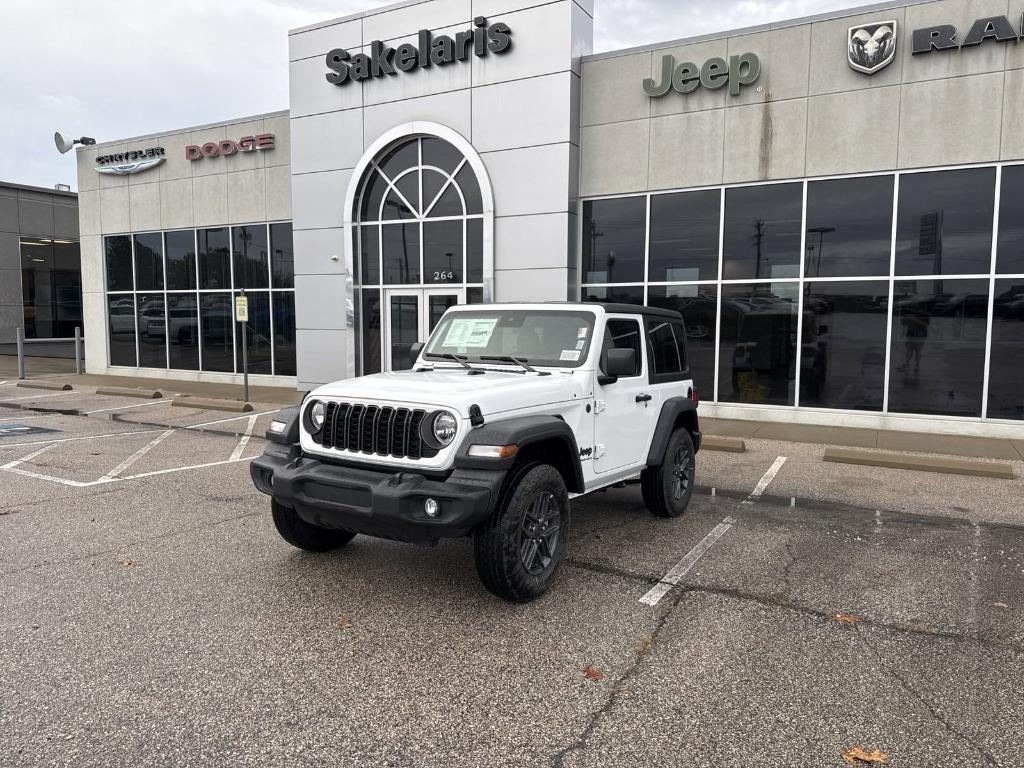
[433,271,456,281]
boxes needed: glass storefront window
[273,292,297,377]
[234,291,272,375]
[723,183,802,281]
[200,292,234,372]
[165,230,197,290]
[105,235,133,291]
[718,283,798,406]
[423,220,462,284]
[270,223,294,289]
[107,295,137,367]
[359,226,380,285]
[233,225,269,289]
[996,166,1024,274]
[133,233,163,291]
[167,294,199,371]
[988,279,1024,420]
[21,239,82,339]
[581,197,646,284]
[649,190,720,282]
[136,293,166,368]
[647,285,717,402]
[800,281,889,411]
[198,228,231,290]
[888,279,989,416]
[361,288,382,376]
[467,219,483,283]
[805,176,894,278]
[582,285,644,304]
[895,168,994,276]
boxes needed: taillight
[688,386,699,405]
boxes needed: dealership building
[71,0,1024,435]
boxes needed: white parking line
[0,391,76,403]
[640,516,737,606]
[742,456,787,505]
[84,400,170,415]
[187,410,279,430]
[0,442,57,470]
[102,429,175,480]
[125,456,253,480]
[229,415,259,461]
[0,428,164,450]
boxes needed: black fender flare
[454,415,584,493]
[646,398,701,466]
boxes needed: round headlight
[432,411,458,446]
[309,400,326,432]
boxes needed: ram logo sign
[848,20,897,74]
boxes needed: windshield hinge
[594,444,606,459]
[594,400,607,414]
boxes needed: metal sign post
[235,291,250,403]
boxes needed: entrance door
[383,288,463,371]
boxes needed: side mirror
[599,347,636,385]
[408,342,425,367]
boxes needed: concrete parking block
[172,397,253,413]
[823,447,1015,479]
[15,381,72,391]
[95,386,162,399]
[701,436,745,453]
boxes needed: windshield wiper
[480,355,549,375]
[423,352,483,374]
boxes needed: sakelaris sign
[325,16,512,86]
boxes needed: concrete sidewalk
[704,417,1024,461]
[0,356,302,406]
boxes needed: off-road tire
[473,463,570,602]
[641,428,695,518]
[271,499,356,552]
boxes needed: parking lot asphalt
[1,382,1022,767]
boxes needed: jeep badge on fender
[250,302,701,603]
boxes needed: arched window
[354,135,484,286]
[352,133,490,374]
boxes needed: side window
[647,319,682,375]
[671,321,688,372]
[601,319,642,377]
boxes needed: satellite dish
[54,131,75,154]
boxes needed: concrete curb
[172,397,253,413]
[823,447,1015,479]
[96,386,162,399]
[702,436,746,453]
[16,381,72,391]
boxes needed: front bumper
[250,447,503,544]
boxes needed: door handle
[636,394,652,403]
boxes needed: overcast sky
[0,0,855,190]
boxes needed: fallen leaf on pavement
[337,614,352,629]
[841,746,887,765]
[583,666,603,682]
[834,613,861,625]
[121,560,135,567]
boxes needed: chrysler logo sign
[848,21,897,74]
[95,147,165,176]
[326,17,512,86]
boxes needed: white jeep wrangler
[251,302,701,602]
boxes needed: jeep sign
[644,52,760,98]
[325,17,512,86]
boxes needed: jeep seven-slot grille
[315,402,438,460]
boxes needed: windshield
[423,309,596,368]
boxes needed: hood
[312,368,587,418]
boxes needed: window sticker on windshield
[577,326,588,339]
[443,318,498,348]
[560,349,581,362]
[575,339,586,350]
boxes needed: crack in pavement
[0,510,261,577]
[549,588,686,768]
[854,624,1002,767]
[564,557,659,585]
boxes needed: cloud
[0,0,850,190]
